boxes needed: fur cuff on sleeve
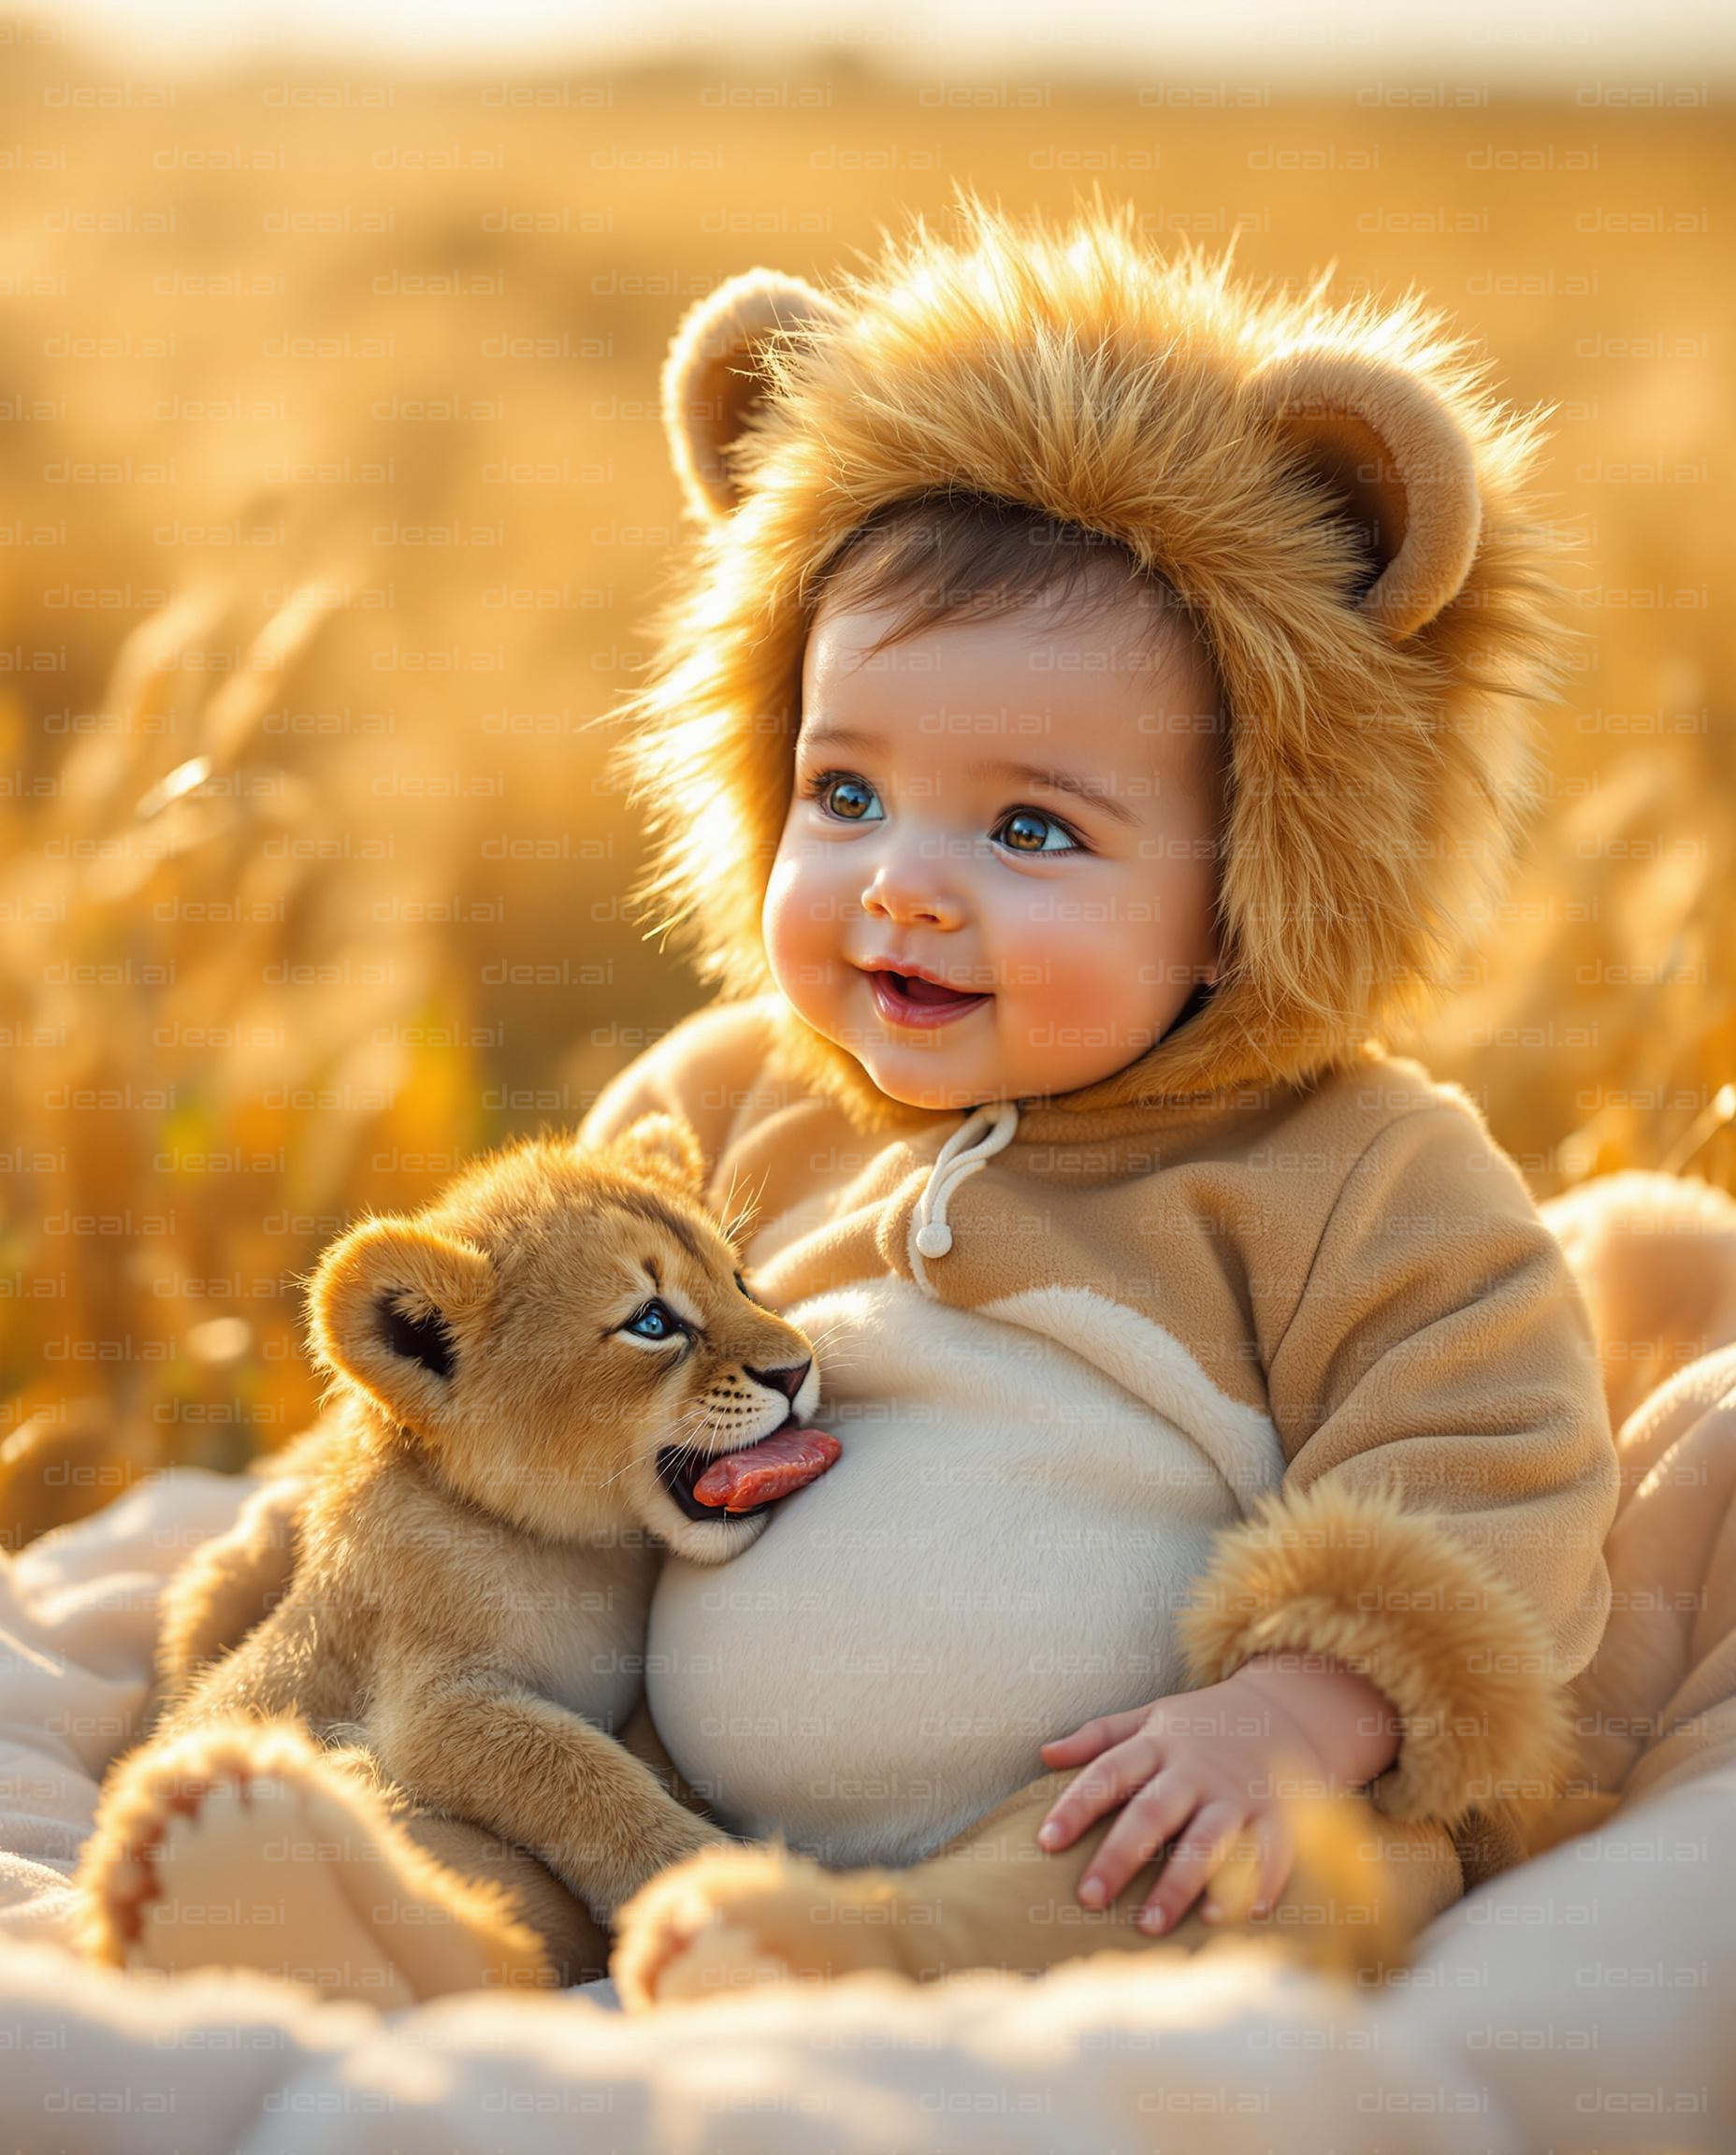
[1175,1478,1581,1831]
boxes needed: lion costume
[576,193,1624,1953]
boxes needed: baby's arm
[1041,1094,1622,1926]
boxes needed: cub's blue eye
[625,1299,683,1341]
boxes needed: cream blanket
[2,1394,1733,2152]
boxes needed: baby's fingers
[1038,1710,1146,1770]
[1136,1801,1250,1935]
[1222,1811,1296,1924]
[1072,1774,1200,1909]
[1194,1811,1294,1925]
[1036,1735,1158,1853]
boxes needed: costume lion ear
[662,268,847,523]
[1249,348,1483,639]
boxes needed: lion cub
[78,1113,834,1967]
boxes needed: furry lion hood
[601,189,1573,1136]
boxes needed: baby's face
[762,586,1225,1112]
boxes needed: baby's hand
[1035,1666,1363,1936]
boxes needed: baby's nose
[861,861,963,931]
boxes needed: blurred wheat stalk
[1406,731,1736,1194]
[0,576,484,1530]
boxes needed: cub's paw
[611,1844,910,2011]
[75,1716,551,2004]
[76,1718,322,1972]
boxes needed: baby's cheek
[762,850,846,1011]
[1011,910,1156,1034]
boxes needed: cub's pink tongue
[691,1427,842,1511]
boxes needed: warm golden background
[0,17,1730,1505]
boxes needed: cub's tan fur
[151,1422,326,1697]
[77,1113,820,1974]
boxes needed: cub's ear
[307,1218,494,1431]
[1249,347,1483,640]
[609,1112,707,1198]
[662,267,846,524]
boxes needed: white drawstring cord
[908,1099,1021,1288]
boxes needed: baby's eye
[622,1299,685,1342]
[805,772,883,823]
[734,1270,763,1306]
[996,808,1081,855]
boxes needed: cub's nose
[745,1358,812,1402]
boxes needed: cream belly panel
[644,1275,1281,1868]
[976,1283,1285,1511]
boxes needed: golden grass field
[0,18,1729,1503]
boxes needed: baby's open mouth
[868,969,993,1030]
[656,1413,842,1523]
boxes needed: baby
[573,191,1624,1979]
